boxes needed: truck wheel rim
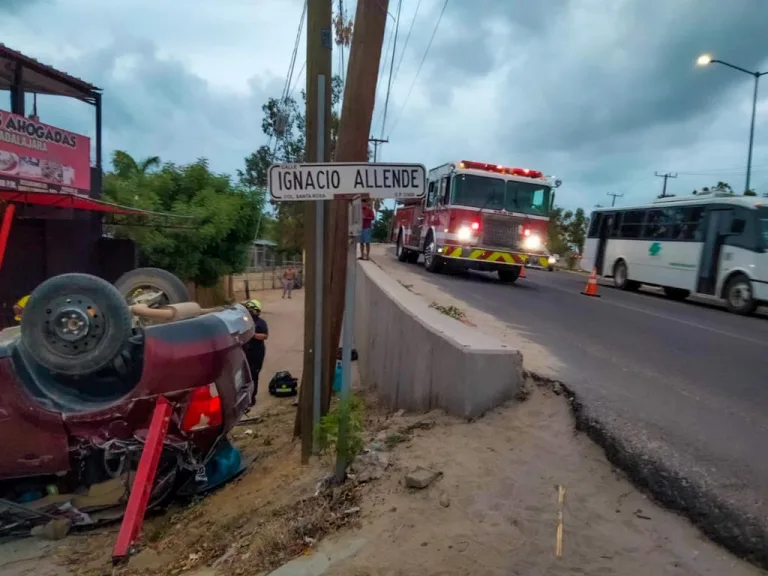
[425,240,435,266]
[615,265,626,285]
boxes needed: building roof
[0,44,101,103]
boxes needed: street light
[697,53,767,194]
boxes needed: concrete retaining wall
[354,261,523,419]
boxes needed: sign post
[269,161,425,477]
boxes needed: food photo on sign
[0,111,90,194]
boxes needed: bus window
[620,210,646,238]
[674,206,704,240]
[610,212,622,237]
[724,207,761,251]
[588,214,602,238]
[644,208,677,239]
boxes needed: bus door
[594,212,614,276]
[697,208,732,295]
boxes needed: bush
[314,394,365,462]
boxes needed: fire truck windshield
[452,174,551,216]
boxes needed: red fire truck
[393,160,562,283]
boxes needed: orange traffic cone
[519,265,527,279]
[581,268,601,297]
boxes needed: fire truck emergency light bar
[458,160,544,180]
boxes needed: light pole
[697,54,767,194]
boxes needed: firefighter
[243,299,269,407]
[13,294,30,323]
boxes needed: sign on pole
[268,162,427,202]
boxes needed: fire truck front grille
[481,215,520,250]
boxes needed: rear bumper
[437,245,550,268]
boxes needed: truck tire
[21,273,133,377]
[114,268,190,305]
[423,233,443,273]
[396,231,409,262]
[498,267,521,283]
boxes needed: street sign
[268,162,426,201]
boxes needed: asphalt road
[377,249,768,550]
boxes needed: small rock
[439,492,450,507]
[31,518,71,541]
[405,467,442,489]
[243,429,254,437]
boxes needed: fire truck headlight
[523,234,542,251]
[548,255,556,265]
[457,226,472,242]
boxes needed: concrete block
[354,261,523,419]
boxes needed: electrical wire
[387,0,448,138]
[379,0,402,137]
[391,0,422,91]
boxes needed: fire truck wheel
[423,234,443,273]
[396,232,409,262]
[498,267,521,284]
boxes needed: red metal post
[112,396,173,564]
[0,203,16,273]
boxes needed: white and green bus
[582,192,768,315]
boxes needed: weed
[384,432,408,450]
[314,395,365,463]
[429,302,467,321]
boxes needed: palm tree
[111,150,161,178]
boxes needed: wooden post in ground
[321,0,390,414]
[295,0,333,463]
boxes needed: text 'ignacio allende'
[273,166,423,192]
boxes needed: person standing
[359,198,375,260]
[282,266,296,299]
[243,299,268,407]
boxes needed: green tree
[547,206,588,255]
[110,150,161,178]
[371,206,394,242]
[104,151,263,286]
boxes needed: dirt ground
[1,270,764,575]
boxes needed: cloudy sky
[3,0,768,211]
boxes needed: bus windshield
[452,174,551,216]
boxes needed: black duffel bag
[268,371,299,397]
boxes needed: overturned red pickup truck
[0,269,254,519]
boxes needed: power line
[379,0,402,138]
[391,0,422,87]
[288,60,306,99]
[655,171,677,198]
[387,0,449,138]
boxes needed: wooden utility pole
[655,171,677,199]
[296,0,333,463]
[321,0,390,415]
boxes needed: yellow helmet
[244,299,262,312]
[13,294,30,323]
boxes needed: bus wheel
[498,267,521,284]
[724,274,757,315]
[613,260,639,291]
[396,232,408,262]
[423,234,443,273]
[663,287,690,301]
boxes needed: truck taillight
[182,383,223,432]
[470,221,480,231]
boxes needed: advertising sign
[0,111,91,195]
